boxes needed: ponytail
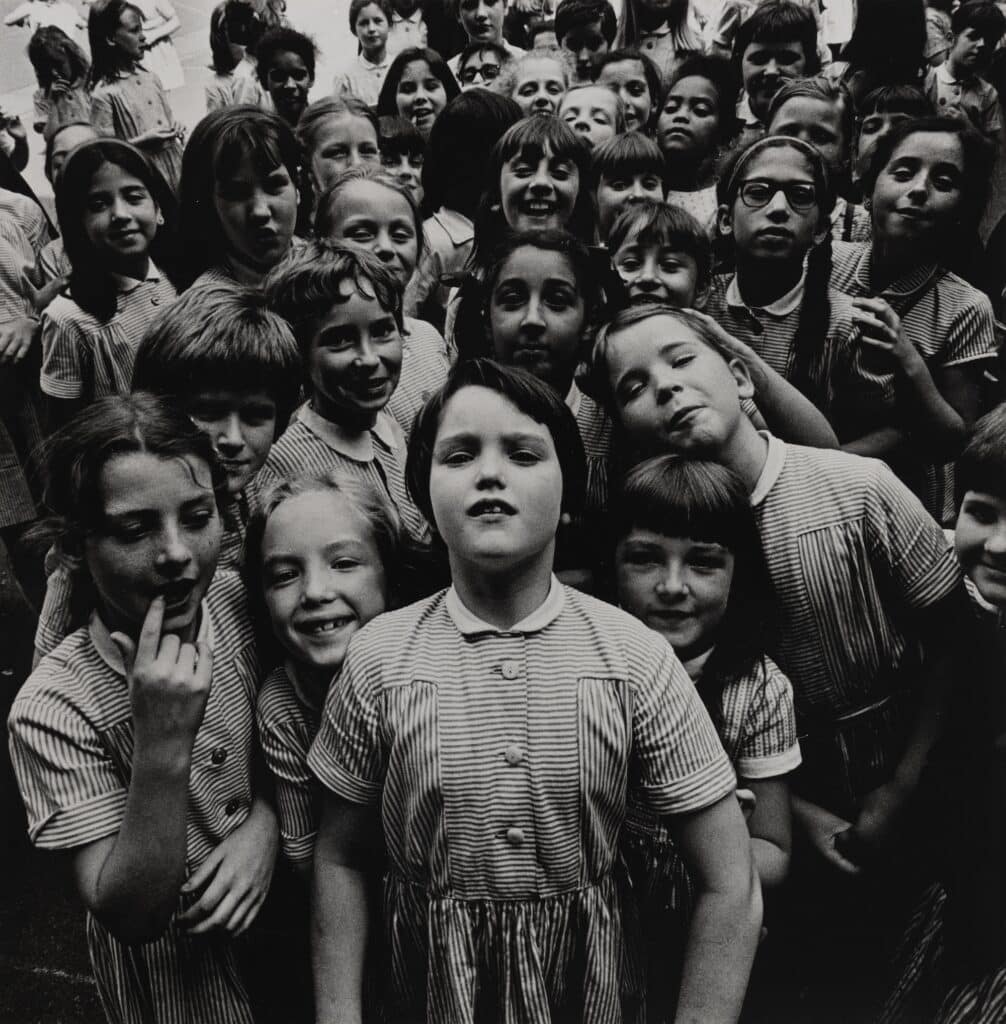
[788,231,834,409]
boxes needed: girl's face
[597,59,653,133]
[85,451,221,641]
[458,47,504,89]
[854,110,913,181]
[489,245,586,391]
[719,146,820,263]
[308,279,403,424]
[955,490,1006,607]
[768,96,847,179]
[324,178,418,288]
[458,0,504,44]
[262,489,387,675]
[309,113,380,194]
[596,169,664,239]
[354,3,390,55]
[429,385,563,572]
[214,152,298,272]
[265,50,314,125]
[396,59,447,138]
[741,40,808,123]
[381,149,424,208]
[657,75,720,162]
[870,131,965,247]
[616,528,735,658]
[512,57,567,116]
[559,86,620,151]
[188,388,277,495]
[50,124,98,185]
[83,161,159,268]
[110,7,146,61]
[499,142,580,232]
[612,226,700,307]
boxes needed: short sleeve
[730,659,802,780]
[942,289,997,368]
[40,304,88,399]
[630,641,736,816]
[35,552,81,659]
[8,683,127,850]
[90,90,116,138]
[306,643,386,805]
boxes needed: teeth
[303,617,353,635]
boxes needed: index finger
[193,641,214,690]
[136,595,166,663]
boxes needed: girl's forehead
[334,178,411,217]
[741,144,815,180]
[264,489,375,545]
[886,131,964,168]
[518,58,563,81]
[668,75,719,102]
[600,59,645,81]
[436,386,554,437]
[401,59,433,79]
[497,244,578,281]
[99,452,214,510]
[563,86,618,109]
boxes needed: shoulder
[205,570,255,652]
[42,295,94,332]
[257,664,310,732]
[830,239,866,276]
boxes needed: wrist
[132,729,196,775]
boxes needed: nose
[763,58,780,77]
[985,522,1006,555]
[475,447,505,486]
[529,163,553,193]
[577,46,591,63]
[533,91,552,111]
[373,227,395,262]
[651,363,682,403]
[765,187,791,216]
[630,179,647,199]
[156,521,193,572]
[249,188,271,222]
[355,337,381,370]
[110,195,131,221]
[521,295,546,333]
[655,561,688,599]
[302,563,337,605]
[216,412,244,455]
[633,253,661,290]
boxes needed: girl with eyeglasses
[455,39,512,88]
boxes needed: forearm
[312,861,371,1024]
[841,425,908,459]
[675,862,762,1023]
[753,366,839,449]
[894,356,967,458]
[751,837,789,892]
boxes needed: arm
[744,777,791,892]
[312,794,382,1024]
[668,793,763,1024]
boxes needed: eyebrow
[435,430,550,448]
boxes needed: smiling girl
[503,47,573,117]
[376,46,460,141]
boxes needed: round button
[501,660,520,680]
[224,798,241,815]
[504,744,523,767]
[211,747,227,766]
[505,826,525,847]
[151,296,160,305]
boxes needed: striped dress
[306,580,736,1022]
[386,316,451,438]
[8,572,262,1024]
[750,433,962,815]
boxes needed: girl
[614,0,705,82]
[709,135,862,432]
[591,132,667,242]
[332,0,394,106]
[8,392,277,1024]
[852,84,933,191]
[557,83,625,150]
[502,46,573,117]
[27,25,91,137]
[205,2,243,112]
[377,114,425,208]
[87,0,185,193]
[596,48,663,135]
[178,105,300,290]
[375,46,460,142]
[831,116,999,525]
[255,26,316,127]
[308,357,761,1023]
[314,167,450,434]
[131,0,184,92]
[251,470,401,871]
[614,455,799,1022]
[411,89,522,324]
[41,138,179,430]
[657,54,739,233]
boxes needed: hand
[49,76,73,99]
[835,778,909,866]
[851,297,918,372]
[178,800,279,935]
[5,115,26,142]
[793,797,862,875]
[515,0,543,12]
[110,596,213,751]
[0,316,37,364]
[30,274,69,312]
[688,310,768,389]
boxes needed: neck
[681,642,715,681]
[869,238,927,289]
[362,42,387,62]
[292,661,332,710]
[110,252,150,282]
[947,55,968,78]
[665,155,716,191]
[449,548,554,631]
[224,252,269,286]
[311,393,379,432]
[735,255,803,306]
[720,418,771,494]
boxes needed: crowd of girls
[5,0,1006,1020]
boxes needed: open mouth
[159,579,197,611]
[522,199,556,217]
[295,614,356,638]
[468,498,516,517]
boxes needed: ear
[812,217,829,246]
[692,277,711,310]
[716,202,733,239]
[728,354,755,401]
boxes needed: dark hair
[178,105,300,288]
[88,0,142,85]
[767,75,855,162]
[262,240,403,368]
[377,114,426,159]
[607,199,712,294]
[594,48,662,131]
[457,39,513,77]
[612,456,774,723]
[35,391,228,558]
[473,115,595,257]
[839,0,925,87]
[209,2,241,75]
[405,358,588,524]
[951,0,1006,42]
[617,0,691,50]
[57,139,180,322]
[422,90,523,218]
[665,54,742,148]
[376,47,462,118]
[733,1,821,75]
[349,0,394,33]
[958,403,1006,498]
[555,0,617,44]
[717,135,836,406]
[255,26,317,86]
[590,130,666,190]
[858,82,933,119]
[131,283,303,430]
[28,25,90,90]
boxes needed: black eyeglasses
[459,63,501,84]
[738,180,817,213]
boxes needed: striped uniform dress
[386,316,451,438]
[830,241,998,524]
[256,663,322,866]
[39,262,177,402]
[622,654,801,1021]
[0,186,52,258]
[8,572,262,1024]
[750,433,962,815]
[258,403,430,545]
[307,580,736,1022]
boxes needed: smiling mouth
[296,614,356,637]
[522,199,556,216]
[468,498,516,517]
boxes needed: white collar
[431,208,474,246]
[936,61,969,85]
[565,379,583,418]
[725,268,806,317]
[110,259,162,294]
[445,575,565,635]
[392,8,423,24]
[296,402,400,461]
[749,431,786,507]
[682,646,712,681]
[89,601,214,676]
[359,53,389,71]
